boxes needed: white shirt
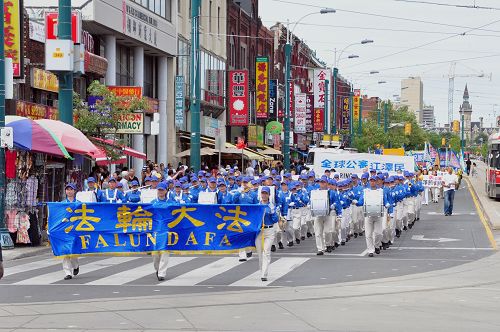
[246,167,255,177]
[442,173,458,192]
[119,178,129,191]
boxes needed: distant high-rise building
[421,105,435,128]
[459,84,473,143]
[401,77,424,123]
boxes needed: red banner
[228,70,249,126]
[108,86,142,97]
[313,108,324,132]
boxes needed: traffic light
[404,122,412,135]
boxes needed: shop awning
[91,137,147,160]
[175,147,215,158]
[92,147,127,166]
[259,147,283,156]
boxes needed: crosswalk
[1,255,311,287]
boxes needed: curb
[465,176,495,230]
[3,244,51,262]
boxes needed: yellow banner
[382,148,405,156]
[353,96,360,120]
[31,68,59,93]
[255,57,269,119]
[4,0,22,77]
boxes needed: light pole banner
[341,96,350,130]
[175,75,184,127]
[255,57,269,119]
[294,93,307,133]
[4,0,23,78]
[269,79,278,119]
[305,94,314,132]
[313,108,324,132]
[313,69,331,109]
[228,70,249,126]
[353,96,360,121]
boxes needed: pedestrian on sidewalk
[442,167,458,216]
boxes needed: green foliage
[73,80,148,162]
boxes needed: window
[132,0,172,21]
[116,45,134,85]
[240,44,247,69]
[229,34,235,68]
[144,55,154,97]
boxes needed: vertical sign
[45,11,82,44]
[305,94,314,132]
[257,126,264,146]
[313,108,324,132]
[294,93,307,133]
[175,76,184,127]
[4,0,23,78]
[228,70,249,126]
[269,79,278,119]
[353,88,360,121]
[313,69,331,109]
[341,97,350,130]
[255,57,269,119]
[289,81,295,122]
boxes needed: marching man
[151,182,171,281]
[61,183,80,280]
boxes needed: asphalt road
[0,184,494,304]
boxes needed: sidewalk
[1,243,51,262]
[465,161,500,229]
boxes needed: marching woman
[150,182,171,281]
[255,187,280,281]
[61,183,80,280]
[233,177,258,261]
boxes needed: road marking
[4,258,62,276]
[230,257,309,287]
[13,257,137,285]
[465,177,498,250]
[411,235,460,243]
[87,257,196,285]
[159,257,241,286]
[396,247,493,250]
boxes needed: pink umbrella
[35,119,99,155]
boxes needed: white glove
[385,203,390,208]
[352,199,358,205]
[289,202,295,207]
[180,200,185,204]
[330,204,336,210]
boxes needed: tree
[73,80,147,162]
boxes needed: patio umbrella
[5,116,72,159]
[35,119,99,155]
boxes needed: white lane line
[230,257,309,287]
[359,249,369,256]
[396,247,493,250]
[87,257,196,285]
[158,257,240,286]
[14,257,138,285]
[4,258,62,276]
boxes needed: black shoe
[246,252,252,258]
[64,275,72,280]
[408,223,413,229]
[317,251,324,255]
[307,232,312,238]
[354,233,358,238]
[73,267,79,276]
[341,241,346,246]
[417,217,420,221]
[403,226,408,231]
[334,242,340,248]
[375,248,381,254]
[368,253,374,257]
[396,232,401,238]
[382,243,388,250]
[287,241,294,247]
[278,242,284,249]
[271,245,276,252]
[261,277,268,282]
[346,237,350,243]
[388,241,393,246]
[157,276,165,281]
[326,246,332,253]
[301,236,306,241]
[295,238,301,244]
[239,258,247,262]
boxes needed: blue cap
[157,182,168,191]
[275,175,282,181]
[217,181,226,187]
[388,176,395,182]
[208,177,217,183]
[289,183,296,190]
[198,171,205,176]
[361,173,369,179]
[404,170,410,177]
[261,186,271,194]
[236,176,242,181]
[251,179,259,185]
[284,173,292,178]
[167,179,174,184]
[65,183,76,190]
[174,181,181,187]
[384,178,391,184]
[320,176,328,183]
[351,174,358,179]
[117,182,123,188]
[229,169,235,174]
[144,176,152,182]
[108,177,117,183]
[273,180,280,187]
[377,174,385,180]
[242,176,251,182]
[384,172,389,177]
[369,176,378,181]
[229,176,235,180]
[300,174,308,180]
[271,169,277,175]
[182,183,190,190]
[281,181,288,186]
[330,179,337,186]
[333,174,340,178]
[370,169,377,173]
[261,175,269,181]
[191,177,199,183]
[308,171,315,177]
[151,175,159,182]
[200,178,207,183]
[131,180,139,186]
[87,177,96,183]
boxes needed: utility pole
[0,1,14,249]
[58,0,73,125]
[190,0,201,172]
[324,79,329,134]
[377,101,381,126]
[332,67,338,134]
[461,113,465,155]
[358,97,363,137]
[349,85,353,136]
[384,101,388,133]
[283,29,292,171]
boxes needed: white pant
[153,252,170,278]
[424,187,429,204]
[351,205,363,234]
[402,199,409,227]
[433,187,440,202]
[62,257,79,276]
[365,216,382,254]
[340,208,351,242]
[324,211,338,247]
[395,202,403,230]
[239,248,252,260]
[301,207,313,236]
[256,226,276,278]
[314,216,327,252]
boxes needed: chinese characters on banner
[294,93,307,133]
[108,86,142,97]
[4,0,22,78]
[269,79,278,119]
[305,94,314,132]
[175,76,184,128]
[255,57,269,119]
[313,69,331,109]
[341,97,350,130]
[353,89,361,120]
[228,70,249,126]
[313,108,324,132]
[289,81,295,122]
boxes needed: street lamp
[283,8,336,171]
[332,39,374,135]
[347,54,359,59]
[369,70,379,74]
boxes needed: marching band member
[313,176,330,255]
[287,182,306,246]
[276,181,292,250]
[151,182,171,281]
[181,183,193,203]
[124,180,142,203]
[61,183,80,280]
[338,181,352,246]
[150,175,160,189]
[217,180,234,204]
[394,175,405,237]
[298,175,311,240]
[325,178,341,253]
[361,172,370,188]
[99,177,126,203]
[233,177,258,261]
[189,177,201,203]
[255,187,280,281]
[206,177,218,193]
[167,181,189,204]
[406,172,417,229]
[381,177,395,250]
[85,177,102,201]
[350,174,364,238]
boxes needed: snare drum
[363,189,384,217]
[310,190,330,217]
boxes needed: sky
[258,0,500,127]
